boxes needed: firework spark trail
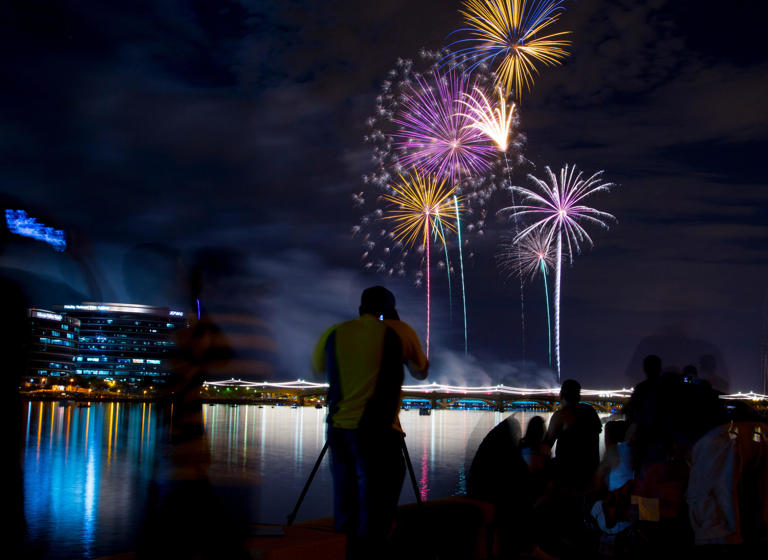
[444,0,571,97]
[506,152,526,360]
[540,258,552,366]
[496,229,554,366]
[380,171,459,356]
[434,215,453,322]
[501,164,616,380]
[458,85,524,357]
[454,194,468,354]
[425,218,431,357]
[553,229,561,377]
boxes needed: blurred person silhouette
[623,361,718,555]
[519,415,552,515]
[62,228,103,301]
[0,197,83,558]
[588,420,634,555]
[595,420,632,494]
[687,418,768,553]
[546,379,603,493]
[519,415,551,475]
[122,243,185,308]
[312,286,428,560]
[699,354,729,394]
[682,364,705,386]
[623,354,665,470]
[624,329,730,391]
[184,247,276,383]
[680,358,765,554]
[468,415,553,558]
[137,254,247,559]
[468,415,525,502]
[672,366,726,456]
[0,200,33,557]
[533,380,603,557]
[626,353,725,470]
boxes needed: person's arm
[386,320,428,379]
[404,326,429,380]
[406,358,428,380]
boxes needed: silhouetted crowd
[468,355,767,559]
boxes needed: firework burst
[381,171,459,248]
[507,165,616,260]
[363,50,520,245]
[393,70,497,184]
[445,0,571,97]
[380,170,463,356]
[457,86,516,153]
[497,228,554,280]
[359,50,525,355]
[501,164,616,378]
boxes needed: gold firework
[381,171,461,249]
[458,86,516,152]
[458,0,571,96]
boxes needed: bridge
[203,379,768,413]
[203,379,638,412]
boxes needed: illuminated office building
[27,308,80,378]
[55,303,187,383]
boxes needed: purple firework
[393,70,496,185]
[499,164,616,380]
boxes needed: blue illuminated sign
[5,209,66,251]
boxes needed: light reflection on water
[24,401,564,558]
[24,401,162,559]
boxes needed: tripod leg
[286,440,329,526]
[400,437,423,507]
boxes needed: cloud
[428,349,558,388]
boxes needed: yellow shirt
[312,315,428,430]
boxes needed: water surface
[24,401,560,558]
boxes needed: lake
[23,401,569,558]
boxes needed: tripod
[286,435,423,526]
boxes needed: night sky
[3,1,767,391]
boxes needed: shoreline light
[201,379,768,402]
